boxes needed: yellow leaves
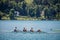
[2,16,10,20]
[25,0,33,4]
[0,11,4,16]
[10,1,17,6]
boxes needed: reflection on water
[0,32,60,40]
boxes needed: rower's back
[23,27,27,32]
[14,27,17,32]
[30,28,34,32]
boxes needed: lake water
[0,20,60,40]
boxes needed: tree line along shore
[0,0,60,20]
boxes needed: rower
[30,27,34,32]
[37,29,41,32]
[23,27,27,32]
[14,27,17,32]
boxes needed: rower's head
[15,27,17,29]
[24,27,26,29]
[31,27,33,29]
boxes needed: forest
[0,0,60,20]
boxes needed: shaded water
[0,20,60,40]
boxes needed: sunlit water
[0,20,60,40]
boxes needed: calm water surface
[0,20,60,40]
